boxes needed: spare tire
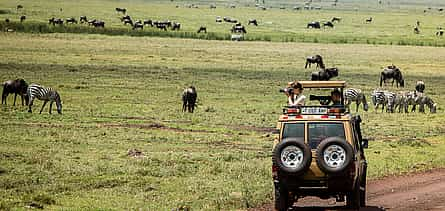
[316,137,353,174]
[273,138,312,175]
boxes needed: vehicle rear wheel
[316,137,353,174]
[274,184,289,211]
[272,138,312,175]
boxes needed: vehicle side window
[308,123,345,149]
[282,123,305,139]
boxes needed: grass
[0,32,444,210]
[1,0,445,46]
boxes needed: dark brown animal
[182,86,197,113]
[311,68,339,81]
[20,15,26,22]
[80,16,87,23]
[380,66,404,87]
[2,79,29,106]
[66,17,77,24]
[305,55,325,69]
[331,17,341,22]
[248,19,258,26]
[197,26,207,33]
[171,22,181,30]
[115,7,126,14]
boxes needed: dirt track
[252,168,445,211]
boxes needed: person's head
[291,82,303,95]
[331,89,341,102]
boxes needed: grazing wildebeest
[80,16,87,23]
[49,18,63,25]
[154,22,167,31]
[415,81,425,93]
[323,21,334,28]
[66,17,77,24]
[123,19,133,26]
[223,17,237,23]
[120,15,131,22]
[2,79,28,106]
[182,86,197,113]
[307,21,321,29]
[17,5,23,10]
[20,15,26,22]
[92,20,105,28]
[197,26,207,33]
[231,24,246,33]
[27,84,62,114]
[5,18,10,23]
[293,6,301,10]
[414,26,420,34]
[216,16,222,22]
[305,55,325,69]
[331,17,341,22]
[133,22,143,30]
[380,66,404,87]
[87,19,96,25]
[366,17,373,23]
[436,27,444,36]
[248,19,258,26]
[171,22,181,30]
[143,19,153,27]
[115,7,126,14]
[210,4,216,9]
[311,68,339,81]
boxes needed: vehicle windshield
[308,123,345,149]
[282,123,304,139]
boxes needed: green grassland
[0,31,444,210]
[1,0,445,45]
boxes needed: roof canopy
[290,81,347,89]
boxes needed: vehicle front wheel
[274,184,289,211]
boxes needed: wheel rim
[281,145,304,169]
[323,144,346,168]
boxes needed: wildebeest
[311,68,339,81]
[414,26,420,34]
[80,16,88,23]
[231,24,246,33]
[182,86,197,113]
[380,66,404,87]
[216,16,222,22]
[366,17,373,23]
[123,19,133,26]
[331,17,341,22]
[307,21,321,29]
[5,18,10,23]
[436,27,444,36]
[133,22,143,30]
[49,18,63,25]
[143,19,153,26]
[248,19,258,26]
[415,81,425,93]
[92,20,105,28]
[66,17,77,24]
[323,21,334,28]
[197,26,207,33]
[305,55,325,69]
[171,22,181,30]
[2,78,29,106]
[115,7,126,14]
[223,17,237,23]
[210,4,216,9]
[20,15,26,22]
[17,5,23,10]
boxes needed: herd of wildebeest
[5,3,445,38]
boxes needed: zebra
[371,89,386,112]
[383,91,397,113]
[414,93,437,113]
[394,91,416,113]
[27,84,62,114]
[344,88,368,112]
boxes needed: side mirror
[361,139,369,149]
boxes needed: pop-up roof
[290,81,347,89]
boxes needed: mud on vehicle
[272,81,369,210]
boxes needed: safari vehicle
[272,81,368,210]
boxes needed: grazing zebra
[394,91,416,113]
[344,88,368,112]
[383,91,397,113]
[371,90,395,112]
[414,93,437,113]
[27,84,62,114]
[415,81,425,93]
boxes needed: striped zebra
[27,84,62,114]
[394,91,417,113]
[371,89,396,112]
[414,93,437,113]
[344,88,368,112]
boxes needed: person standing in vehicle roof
[285,82,306,106]
[330,88,342,106]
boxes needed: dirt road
[253,168,445,211]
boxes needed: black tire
[274,184,289,211]
[346,178,361,209]
[315,137,353,174]
[272,138,312,175]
